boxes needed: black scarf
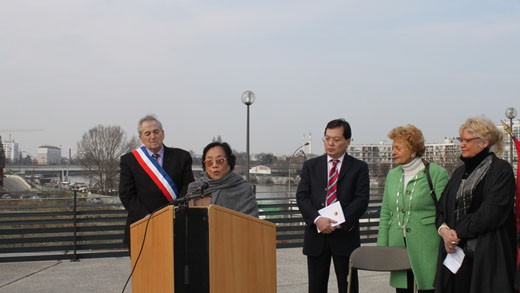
[455,149,492,220]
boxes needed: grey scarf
[455,155,493,220]
[187,172,259,217]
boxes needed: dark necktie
[326,159,339,206]
[151,153,159,161]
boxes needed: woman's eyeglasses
[456,137,481,144]
[203,157,227,166]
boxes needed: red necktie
[326,159,339,206]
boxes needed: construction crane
[0,129,44,141]
[0,129,44,132]
[0,129,44,189]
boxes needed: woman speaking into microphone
[187,142,258,217]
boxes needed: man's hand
[316,217,338,234]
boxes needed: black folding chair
[347,246,417,293]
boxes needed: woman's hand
[439,226,461,254]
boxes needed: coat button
[406,227,411,233]
[321,203,325,207]
[406,190,411,195]
[401,208,405,213]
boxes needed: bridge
[4,164,299,188]
[5,164,205,178]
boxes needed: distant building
[250,165,271,175]
[1,139,19,163]
[36,145,61,165]
[349,139,461,167]
[348,141,393,165]
[347,119,520,176]
[424,137,460,166]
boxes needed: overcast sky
[1,1,520,157]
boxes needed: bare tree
[368,162,392,189]
[77,125,139,194]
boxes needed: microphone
[197,180,210,194]
[172,179,210,205]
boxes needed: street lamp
[241,90,256,182]
[287,142,309,197]
[505,107,517,165]
[20,151,35,187]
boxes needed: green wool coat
[377,162,449,290]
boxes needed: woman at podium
[187,142,259,217]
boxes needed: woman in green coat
[377,125,449,293]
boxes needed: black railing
[0,191,382,263]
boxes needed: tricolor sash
[132,146,179,202]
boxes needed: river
[63,175,382,199]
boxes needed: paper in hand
[316,201,345,233]
[443,246,465,274]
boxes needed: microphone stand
[173,185,207,293]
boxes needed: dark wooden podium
[130,204,277,292]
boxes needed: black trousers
[307,248,358,293]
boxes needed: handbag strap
[422,159,437,205]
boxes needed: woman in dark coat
[435,116,517,293]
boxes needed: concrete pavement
[0,248,394,292]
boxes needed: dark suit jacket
[296,153,370,257]
[119,145,194,243]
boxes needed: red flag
[515,138,520,222]
[513,137,520,268]
[501,120,520,271]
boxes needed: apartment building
[348,119,519,175]
[0,138,19,163]
[36,145,61,165]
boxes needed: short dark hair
[202,142,236,171]
[324,118,352,140]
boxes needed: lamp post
[288,142,309,197]
[505,107,517,165]
[21,151,35,187]
[241,90,256,182]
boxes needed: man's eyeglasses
[203,157,227,167]
[323,136,344,144]
[456,137,481,144]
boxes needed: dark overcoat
[435,155,516,293]
[119,146,194,244]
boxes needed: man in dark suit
[119,114,194,247]
[296,118,370,293]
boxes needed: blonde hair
[459,116,504,156]
[388,124,426,157]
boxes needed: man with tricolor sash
[119,114,194,248]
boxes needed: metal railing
[0,190,382,263]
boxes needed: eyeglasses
[323,136,344,144]
[203,157,227,167]
[456,137,481,144]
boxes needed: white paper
[443,246,465,274]
[316,201,346,233]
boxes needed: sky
[1,0,520,157]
